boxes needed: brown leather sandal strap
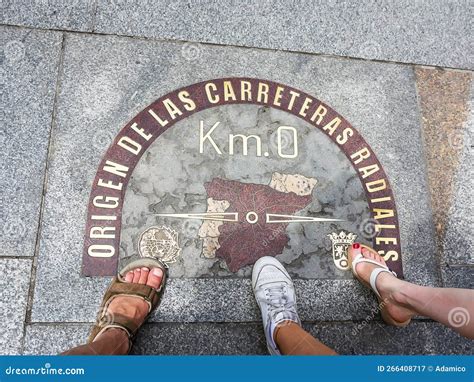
[104,313,140,335]
[88,313,141,345]
[87,324,133,353]
[106,282,158,306]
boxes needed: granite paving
[441,265,474,289]
[23,321,473,355]
[30,33,439,325]
[442,107,473,266]
[3,1,471,69]
[0,259,32,354]
[1,3,472,356]
[95,0,473,69]
[0,26,62,258]
[1,0,96,32]
[416,68,472,261]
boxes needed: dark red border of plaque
[82,78,403,278]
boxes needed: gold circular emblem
[138,226,181,265]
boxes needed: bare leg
[62,267,164,355]
[274,321,337,355]
[349,245,474,339]
[380,275,474,339]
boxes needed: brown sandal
[87,258,167,352]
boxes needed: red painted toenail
[352,243,360,249]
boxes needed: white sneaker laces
[264,284,296,320]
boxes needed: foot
[96,267,164,345]
[252,256,301,355]
[348,244,414,324]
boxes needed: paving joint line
[24,317,437,326]
[20,31,67,353]
[90,0,99,33]
[1,22,473,73]
[412,68,446,288]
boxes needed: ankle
[273,320,299,342]
[93,327,130,355]
[376,274,407,303]
[106,328,130,354]
[385,279,414,307]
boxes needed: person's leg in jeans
[62,267,164,355]
[348,244,474,339]
[252,256,337,355]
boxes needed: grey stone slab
[1,0,96,32]
[23,323,89,355]
[133,323,268,355]
[0,26,62,257]
[31,277,377,323]
[306,321,474,355]
[0,259,32,354]
[32,33,438,323]
[94,0,473,70]
[443,109,474,266]
[23,321,473,355]
[151,279,378,323]
[441,265,474,289]
[23,323,267,355]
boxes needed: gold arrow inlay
[266,213,345,224]
[155,212,239,222]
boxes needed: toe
[132,268,141,283]
[350,243,389,281]
[363,247,374,259]
[124,271,134,283]
[348,244,359,261]
[362,246,386,266]
[147,267,164,289]
[138,267,149,284]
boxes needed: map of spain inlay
[199,173,317,271]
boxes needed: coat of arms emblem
[138,226,181,266]
[328,231,357,270]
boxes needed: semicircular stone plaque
[82,78,402,279]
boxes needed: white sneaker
[252,256,301,355]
